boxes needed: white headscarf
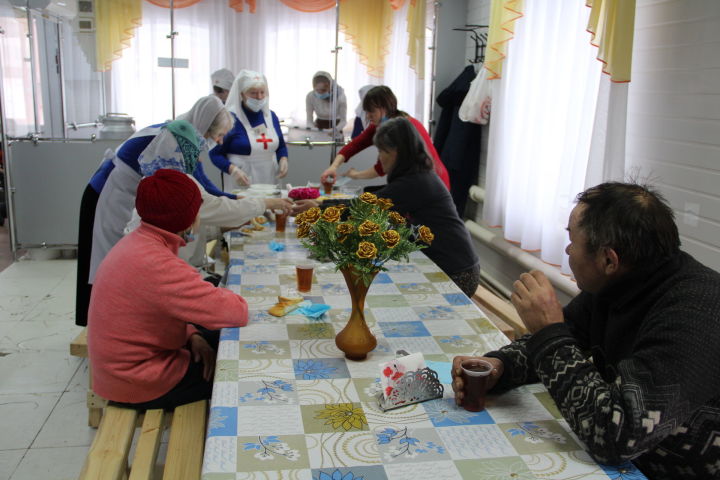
[176,95,225,137]
[226,69,270,117]
[211,68,234,91]
[312,71,345,101]
[355,84,375,128]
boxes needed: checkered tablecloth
[202,227,647,480]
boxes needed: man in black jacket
[453,181,720,479]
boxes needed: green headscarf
[166,119,201,174]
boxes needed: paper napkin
[379,352,426,400]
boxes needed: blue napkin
[425,361,453,384]
[268,241,285,252]
[295,302,332,319]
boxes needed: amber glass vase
[335,268,378,360]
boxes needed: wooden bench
[79,400,207,480]
[71,328,108,427]
[472,284,528,341]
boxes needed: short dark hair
[374,117,432,182]
[363,86,405,118]
[575,182,680,266]
[212,85,226,94]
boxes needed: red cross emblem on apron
[256,133,273,150]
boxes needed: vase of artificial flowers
[296,192,433,360]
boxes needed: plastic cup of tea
[296,264,314,292]
[322,181,333,194]
[460,359,494,412]
[274,210,288,233]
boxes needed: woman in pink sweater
[88,169,248,410]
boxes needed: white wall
[627,0,720,272]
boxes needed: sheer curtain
[482,0,607,274]
[61,20,104,126]
[107,0,427,129]
[0,5,37,136]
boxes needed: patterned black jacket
[486,252,720,479]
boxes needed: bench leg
[87,364,108,427]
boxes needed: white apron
[225,109,279,186]
[88,156,142,283]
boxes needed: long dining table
[201,221,647,480]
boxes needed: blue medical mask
[314,91,331,100]
[380,116,388,124]
[182,230,197,243]
[244,97,266,112]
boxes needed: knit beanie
[136,169,202,233]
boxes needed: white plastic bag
[459,67,492,125]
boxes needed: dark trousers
[76,185,99,326]
[110,327,220,411]
[449,163,479,218]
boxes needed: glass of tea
[295,264,314,292]
[460,359,494,412]
[274,210,288,233]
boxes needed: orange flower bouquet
[295,192,432,286]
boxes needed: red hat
[136,169,202,233]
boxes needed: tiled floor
[0,259,92,480]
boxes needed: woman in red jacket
[320,86,450,190]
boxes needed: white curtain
[0,5,37,136]
[60,20,104,126]
[482,0,627,275]
[107,0,426,130]
[585,77,628,187]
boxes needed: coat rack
[453,25,488,64]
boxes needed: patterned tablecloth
[202,227,647,480]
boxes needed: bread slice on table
[268,295,305,317]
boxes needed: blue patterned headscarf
[138,96,225,177]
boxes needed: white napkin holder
[377,350,444,412]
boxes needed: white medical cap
[211,68,234,91]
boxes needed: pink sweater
[88,222,248,403]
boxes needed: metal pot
[98,113,135,139]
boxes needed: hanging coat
[433,65,483,216]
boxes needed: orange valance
[145,0,407,13]
[145,0,202,7]
[145,0,257,11]
[278,0,335,12]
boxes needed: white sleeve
[190,176,265,227]
[124,209,141,235]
